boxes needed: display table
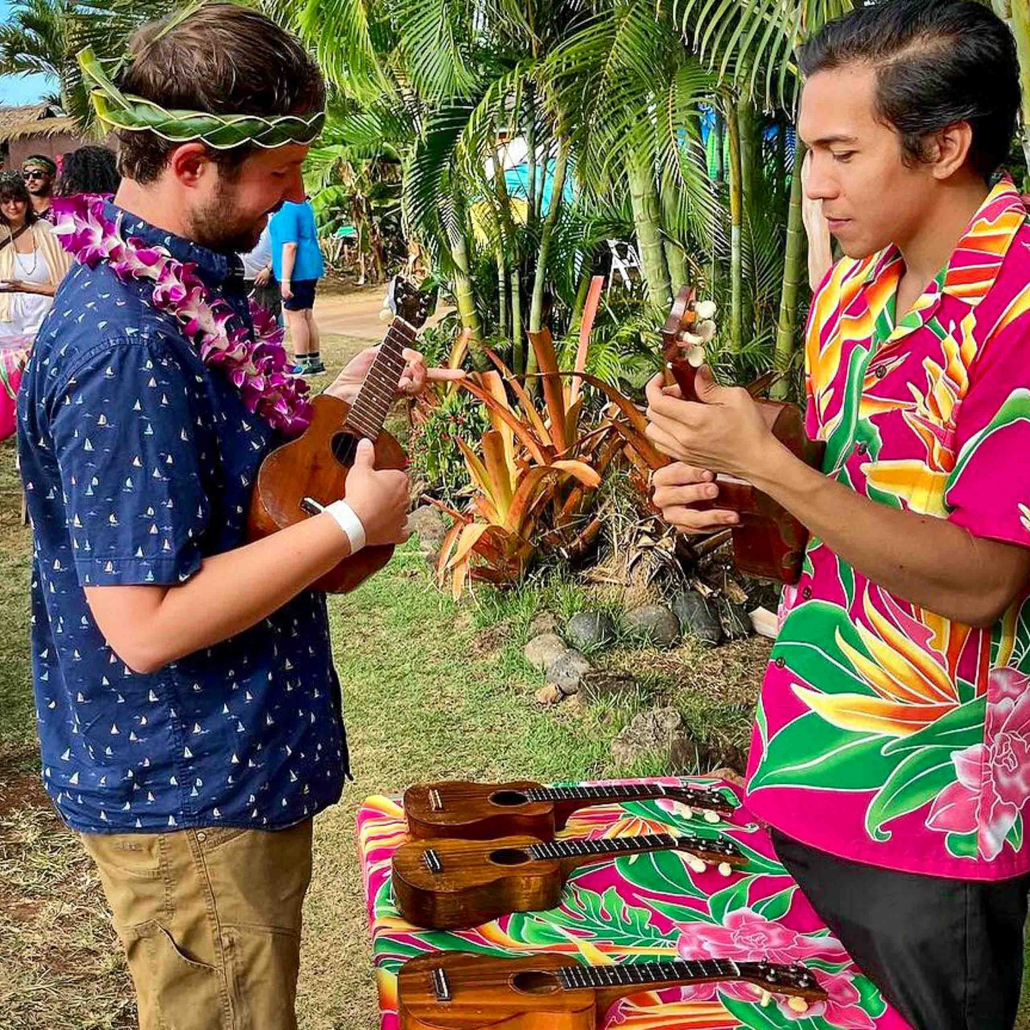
[0,334,32,442]
[356,777,909,1030]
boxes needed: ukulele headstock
[664,786,736,818]
[660,285,717,403]
[384,275,436,330]
[737,960,828,1005]
[675,834,747,876]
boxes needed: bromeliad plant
[430,321,660,598]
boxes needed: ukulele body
[399,952,595,1030]
[247,393,406,593]
[405,781,557,841]
[392,835,562,931]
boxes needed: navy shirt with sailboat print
[17,203,348,834]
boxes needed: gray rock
[528,612,559,639]
[673,591,723,646]
[610,706,699,772]
[524,633,567,673]
[548,649,593,695]
[718,600,752,641]
[580,670,637,703]
[624,605,681,649]
[565,611,617,652]
[406,505,450,552]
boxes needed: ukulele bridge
[422,848,443,874]
[429,788,444,812]
[431,966,452,1002]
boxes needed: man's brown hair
[116,3,325,184]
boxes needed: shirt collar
[867,178,1026,347]
[102,201,244,287]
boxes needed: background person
[21,154,56,222]
[55,145,121,199]
[0,171,71,340]
[270,196,325,374]
[239,221,282,324]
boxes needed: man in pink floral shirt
[646,1,1030,1026]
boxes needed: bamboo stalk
[772,141,807,400]
[627,149,672,309]
[725,97,743,353]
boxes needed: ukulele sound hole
[510,970,561,995]
[489,790,529,807]
[489,847,532,866]
[331,431,362,467]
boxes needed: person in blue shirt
[16,7,458,1029]
[270,197,326,374]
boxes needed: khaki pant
[82,821,313,1030]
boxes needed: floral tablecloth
[356,777,910,1030]
[0,334,32,443]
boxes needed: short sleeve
[50,337,211,586]
[944,319,1030,549]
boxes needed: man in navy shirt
[16,7,452,1028]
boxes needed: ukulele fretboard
[344,318,416,440]
[524,783,730,810]
[526,832,739,862]
[557,958,740,992]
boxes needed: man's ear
[168,143,215,189]
[930,121,974,181]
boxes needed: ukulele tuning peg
[760,990,772,1008]
[379,307,393,323]
[686,856,707,874]
[703,810,720,824]
[694,299,717,321]
[718,862,732,878]
[787,997,810,1014]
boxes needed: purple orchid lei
[52,195,312,437]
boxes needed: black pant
[772,830,1030,1029]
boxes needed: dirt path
[312,285,453,353]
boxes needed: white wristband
[325,500,367,554]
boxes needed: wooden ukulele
[248,277,433,593]
[398,950,828,1028]
[392,832,745,930]
[404,780,734,841]
[660,286,825,585]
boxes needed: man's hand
[254,266,272,288]
[344,438,410,547]
[324,345,465,405]
[651,462,738,534]
[281,278,293,301]
[644,368,774,480]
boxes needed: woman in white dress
[0,170,71,341]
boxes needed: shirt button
[854,442,867,455]
[875,365,887,380]
[775,657,786,668]
[196,831,207,842]
[802,586,813,600]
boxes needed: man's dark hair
[0,171,38,227]
[798,0,1020,181]
[116,3,325,185]
[56,146,121,197]
[22,154,56,175]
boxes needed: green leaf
[719,992,797,1029]
[752,886,796,922]
[709,874,754,924]
[823,345,873,471]
[615,849,710,900]
[946,829,979,859]
[865,745,959,842]
[836,558,855,609]
[749,712,896,792]
[854,973,888,1017]
[1007,813,1023,852]
[946,388,1030,498]
[773,600,877,698]
[881,697,985,756]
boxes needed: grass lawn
[2,328,1029,1028]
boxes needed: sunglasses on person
[22,170,49,181]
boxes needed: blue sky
[1,0,53,107]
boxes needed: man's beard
[28,183,51,199]
[187,182,266,255]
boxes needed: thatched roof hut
[0,103,92,170]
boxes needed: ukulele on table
[398,950,828,1029]
[660,286,826,585]
[391,832,745,930]
[404,779,734,841]
[248,277,433,593]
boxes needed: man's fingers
[653,482,720,508]
[426,367,467,381]
[652,462,714,488]
[662,505,739,533]
[645,422,688,461]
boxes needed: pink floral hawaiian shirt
[746,179,1030,880]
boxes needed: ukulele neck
[342,316,416,441]
[529,832,700,874]
[560,957,740,1012]
[523,783,728,826]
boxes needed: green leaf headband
[77,45,325,151]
